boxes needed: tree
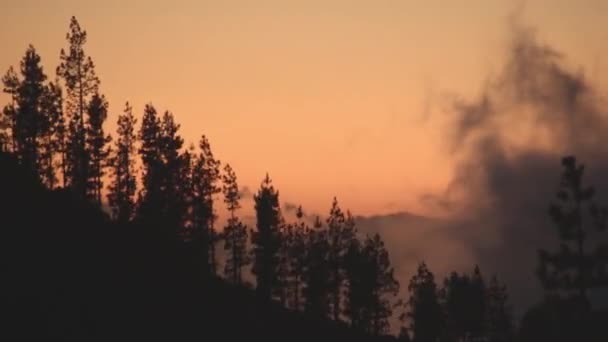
[85,93,111,204]
[107,102,137,223]
[345,233,399,335]
[9,46,48,175]
[39,81,64,189]
[1,66,19,151]
[303,215,331,317]
[469,266,486,340]
[57,16,100,197]
[407,262,443,342]
[159,111,185,230]
[441,272,470,342]
[485,275,513,342]
[222,163,250,284]
[441,267,487,342]
[287,205,308,311]
[538,156,608,302]
[190,135,221,275]
[326,197,357,321]
[252,173,282,301]
[137,103,162,222]
[276,219,291,306]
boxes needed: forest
[1,16,607,341]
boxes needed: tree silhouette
[190,135,221,274]
[303,215,331,317]
[538,156,608,302]
[39,80,64,189]
[158,110,184,230]
[1,66,19,151]
[485,275,513,342]
[441,266,487,342]
[85,93,111,204]
[4,46,48,175]
[107,102,137,223]
[252,174,282,301]
[441,272,469,342]
[326,197,357,321]
[287,205,308,310]
[137,103,162,223]
[345,233,399,335]
[407,262,443,342]
[57,16,100,197]
[222,163,250,284]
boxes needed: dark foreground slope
[0,153,394,341]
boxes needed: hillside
[0,153,395,341]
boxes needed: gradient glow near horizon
[1,0,607,217]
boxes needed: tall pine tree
[137,103,162,223]
[252,174,282,301]
[14,46,47,175]
[190,135,221,274]
[326,197,357,321]
[538,156,608,302]
[1,66,19,152]
[39,81,64,189]
[288,205,308,311]
[485,275,513,342]
[303,215,331,317]
[57,16,99,197]
[108,102,137,223]
[85,93,111,204]
[407,262,443,342]
[222,163,250,284]
[345,233,399,335]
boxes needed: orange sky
[1,0,607,217]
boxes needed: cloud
[425,18,608,314]
[354,18,608,322]
[238,186,253,200]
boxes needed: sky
[1,0,607,218]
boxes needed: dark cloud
[239,186,253,200]
[433,19,608,314]
[357,19,608,322]
[283,202,300,213]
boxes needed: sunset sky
[2,0,607,217]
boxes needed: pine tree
[177,145,195,239]
[485,275,513,342]
[107,102,137,223]
[191,135,221,274]
[0,104,10,152]
[276,219,292,306]
[469,266,486,340]
[252,173,282,301]
[57,16,100,197]
[288,205,308,311]
[345,233,399,335]
[137,103,163,225]
[407,262,443,342]
[364,233,399,335]
[1,66,19,152]
[39,81,63,189]
[222,163,250,284]
[538,156,608,302]
[441,266,487,342]
[303,215,331,317]
[158,111,184,230]
[441,272,470,342]
[85,93,111,204]
[326,197,357,321]
[13,46,47,175]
